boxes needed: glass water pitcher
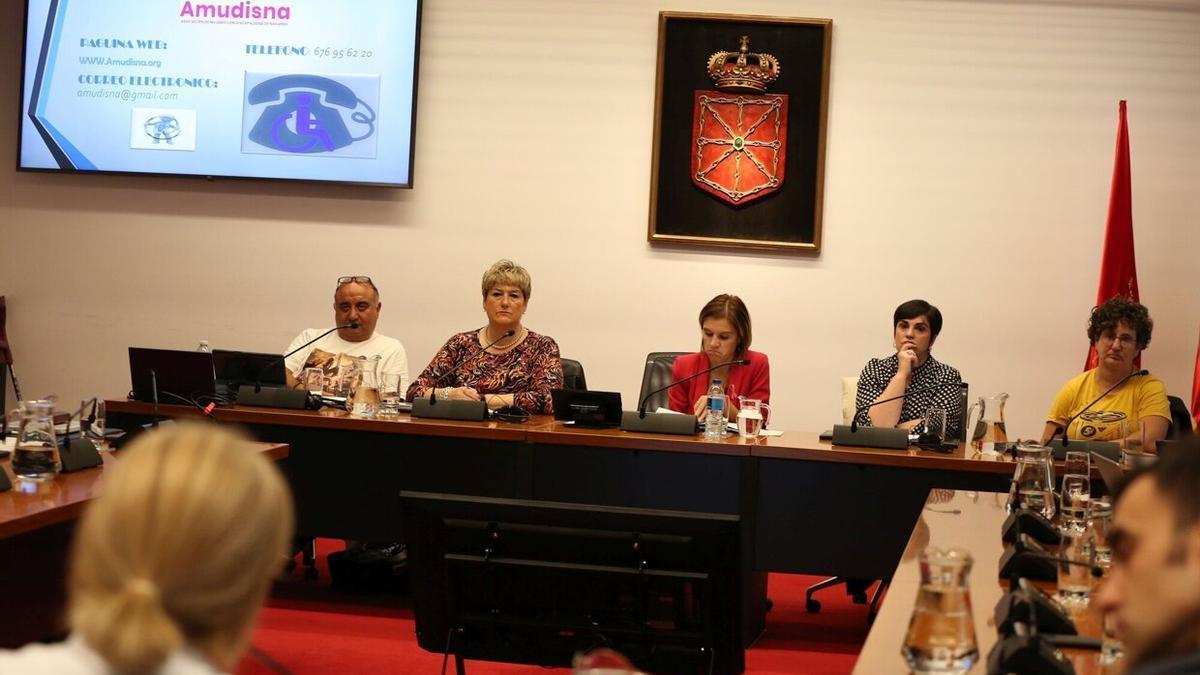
[901,547,979,674]
[965,393,1008,456]
[8,399,62,480]
[351,355,382,418]
[1009,442,1057,519]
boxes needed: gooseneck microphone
[635,359,751,418]
[1048,369,1149,446]
[259,322,359,393]
[427,330,515,405]
[850,381,967,432]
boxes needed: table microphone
[251,322,359,394]
[427,330,515,405]
[850,381,966,432]
[635,359,750,418]
[1048,369,1149,446]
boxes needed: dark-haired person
[668,294,770,420]
[854,299,963,436]
[1042,296,1169,451]
[1094,441,1200,673]
[407,260,562,414]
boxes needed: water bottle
[196,340,211,353]
[704,379,726,440]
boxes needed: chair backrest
[1167,395,1194,439]
[952,382,969,443]
[0,364,7,417]
[561,358,587,391]
[840,376,860,425]
[637,352,687,412]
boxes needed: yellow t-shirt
[1046,369,1170,441]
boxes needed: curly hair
[1088,296,1153,350]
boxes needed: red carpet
[236,540,872,674]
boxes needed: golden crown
[706,36,781,93]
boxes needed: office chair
[561,358,587,391]
[805,378,971,623]
[637,352,687,412]
[1167,395,1194,439]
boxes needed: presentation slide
[20,0,419,186]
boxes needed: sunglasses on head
[337,275,375,288]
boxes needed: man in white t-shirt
[284,276,408,392]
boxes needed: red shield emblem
[691,91,788,205]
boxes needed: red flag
[1085,100,1139,370]
[1192,330,1200,431]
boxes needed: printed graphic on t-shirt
[301,348,364,396]
[1076,410,1127,441]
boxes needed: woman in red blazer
[668,294,770,419]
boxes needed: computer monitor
[127,347,216,403]
[551,389,622,426]
[400,491,744,674]
[212,349,286,398]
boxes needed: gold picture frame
[648,12,832,254]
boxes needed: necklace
[483,326,525,351]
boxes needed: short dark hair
[699,294,752,357]
[893,299,943,341]
[1113,439,1200,532]
[1088,295,1152,350]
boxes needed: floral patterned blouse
[406,329,563,414]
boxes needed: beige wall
[1,0,1197,436]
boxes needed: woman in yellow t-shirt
[1042,297,1170,451]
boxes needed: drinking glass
[1060,478,1091,533]
[377,372,405,419]
[1088,498,1113,568]
[88,400,107,451]
[1056,527,1093,607]
[1063,450,1090,481]
[1100,611,1124,666]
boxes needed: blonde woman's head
[481,259,532,300]
[68,423,294,674]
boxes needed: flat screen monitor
[128,347,216,403]
[550,389,622,426]
[19,0,422,187]
[400,491,745,674]
[212,349,286,395]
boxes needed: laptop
[1093,452,1126,493]
[128,347,216,404]
[212,349,287,399]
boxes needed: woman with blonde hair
[407,259,563,414]
[0,423,294,674]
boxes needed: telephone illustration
[247,74,376,154]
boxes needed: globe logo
[144,115,182,144]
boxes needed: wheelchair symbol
[246,75,377,154]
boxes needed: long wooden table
[855,490,1106,674]
[0,442,289,648]
[105,401,1029,651]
